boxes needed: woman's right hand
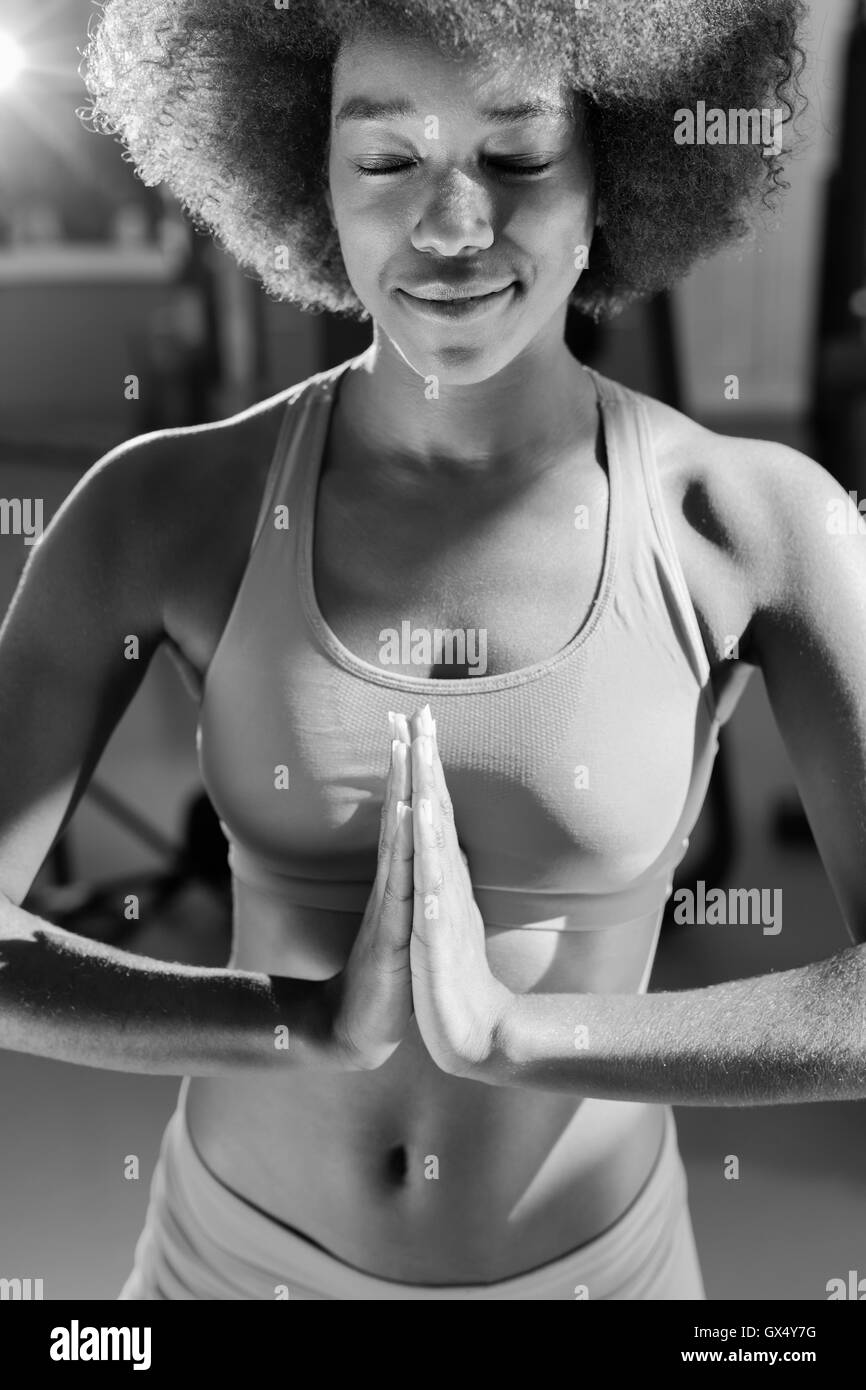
[321,717,415,1070]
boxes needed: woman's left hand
[407,706,514,1079]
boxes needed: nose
[410,169,495,256]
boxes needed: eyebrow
[334,97,573,128]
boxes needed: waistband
[119,1081,693,1300]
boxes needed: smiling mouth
[403,285,512,301]
[395,283,517,319]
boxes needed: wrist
[242,971,343,1073]
[480,990,603,1091]
[315,974,399,1073]
[310,974,361,1071]
[468,983,522,1087]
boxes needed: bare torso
[160,358,755,1282]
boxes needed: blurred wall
[675,0,855,420]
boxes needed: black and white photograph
[0,0,865,1323]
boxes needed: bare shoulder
[105,388,300,694]
[637,391,838,671]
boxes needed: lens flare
[0,33,25,91]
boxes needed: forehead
[331,27,573,126]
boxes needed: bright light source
[0,33,25,91]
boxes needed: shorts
[118,1078,706,1300]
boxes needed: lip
[396,283,517,321]
[402,280,515,300]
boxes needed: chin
[388,330,524,388]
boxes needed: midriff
[183,884,667,1284]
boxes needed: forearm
[487,943,866,1104]
[0,897,333,1076]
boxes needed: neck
[336,316,598,484]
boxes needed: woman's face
[325,28,597,383]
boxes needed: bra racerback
[195,356,752,938]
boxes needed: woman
[2,0,864,1300]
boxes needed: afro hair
[80,0,808,321]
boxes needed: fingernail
[419,798,433,823]
[421,703,434,734]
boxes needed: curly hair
[80,0,808,322]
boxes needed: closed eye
[353,159,553,179]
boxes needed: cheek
[555,185,596,274]
[512,193,595,285]
[341,210,422,306]
[337,206,400,282]
[327,181,379,272]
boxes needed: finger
[428,717,456,830]
[389,710,411,744]
[380,711,410,858]
[379,799,415,949]
[429,722,469,872]
[413,794,446,920]
[377,739,405,871]
[411,708,460,873]
[393,735,411,806]
[409,707,437,817]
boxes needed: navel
[384,1143,409,1184]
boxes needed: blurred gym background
[0,0,864,1299]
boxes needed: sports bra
[195,355,753,937]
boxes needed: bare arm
[0,425,414,1077]
[403,441,866,1101]
[0,892,332,1075]
[478,444,866,1102]
[487,945,866,1103]
[0,428,334,1074]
